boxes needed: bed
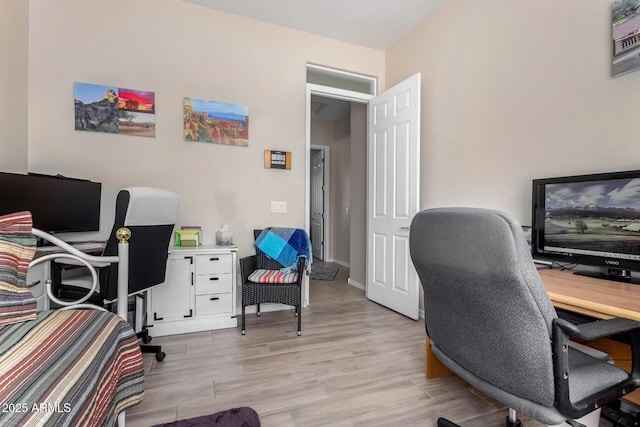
[0,211,144,426]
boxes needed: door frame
[310,144,330,261]
[305,82,374,291]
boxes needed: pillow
[248,269,299,284]
[0,211,37,327]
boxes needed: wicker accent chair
[239,229,306,336]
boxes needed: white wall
[329,114,351,265]
[0,0,29,173]
[387,0,640,226]
[25,0,385,254]
[349,103,367,287]
[17,0,629,273]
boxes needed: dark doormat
[152,406,260,427]
[310,266,338,281]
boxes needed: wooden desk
[540,268,640,322]
[425,268,640,404]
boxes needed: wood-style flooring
[125,262,600,427]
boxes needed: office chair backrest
[409,207,558,407]
[101,187,180,300]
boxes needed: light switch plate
[271,201,287,213]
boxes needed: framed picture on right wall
[612,0,640,77]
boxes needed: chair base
[137,329,165,362]
[602,401,640,427]
[437,419,460,427]
[438,409,607,427]
[507,416,523,427]
[141,344,165,362]
[437,416,523,427]
[241,304,302,336]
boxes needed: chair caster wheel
[155,352,166,362]
[143,335,152,344]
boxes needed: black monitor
[0,172,101,235]
[532,169,640,283]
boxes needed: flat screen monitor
[531,169,640,283]
[0,172,101,234]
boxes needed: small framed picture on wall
[612,0,640,77]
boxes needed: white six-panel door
[366,73,421,320]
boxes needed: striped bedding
[0,309,144,426]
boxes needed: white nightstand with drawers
[147,245,237,337]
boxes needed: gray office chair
[52,187,180,361]
[409,207,640,427]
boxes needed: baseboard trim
[344,279,423,319]
[347,278,365,291]
[325,258,350,269]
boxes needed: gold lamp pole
[116,227,131,320]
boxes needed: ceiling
[182,0,444,50]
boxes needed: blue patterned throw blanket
[255,227,312,271]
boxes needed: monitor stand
[574,268,640,285]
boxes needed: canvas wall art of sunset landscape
[183,97,249,146]
[118,88,156,137]
[73,82,156,138]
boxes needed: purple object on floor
[152,407,260,427]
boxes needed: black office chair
[409,207,640,427]
[52,187,180,361]
[239,228,308,336]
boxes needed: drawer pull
[210,297,220,301]
[210,257,220,261]
[209,277,220,281]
